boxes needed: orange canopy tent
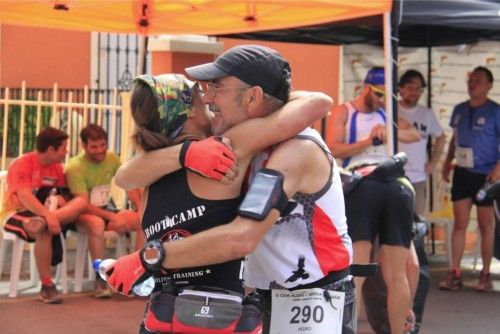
[0,0,391,36]
[0,0,397,153]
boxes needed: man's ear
[249,86,264,104]
[246,86,265,115]
[46,145,59,155]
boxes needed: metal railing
[0,82,132,170]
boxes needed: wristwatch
[140,239,166,273]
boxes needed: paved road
[0,255,499,333]
[359,256,500,334]
[0,292,146,334]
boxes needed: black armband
[238,168,289,221]
[178,141,192,167]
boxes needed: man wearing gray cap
[111,44,355,334]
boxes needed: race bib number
[456,147,474,168]
[270,288,345,334]
[90,185,111,207]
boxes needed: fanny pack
[144,286,262,334]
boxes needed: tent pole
[427,34,434,211]
[427,45,432,108]
[136,35,149,76]
[384,2,399,156]
[383,12,393,156]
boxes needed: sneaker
[39,284,63,304]
[94,276,112,298]
[475,271,493,292]
[4,214,46,241]
[22,216,46,235]
[439,270,463,291]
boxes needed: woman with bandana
[118,73,332,334]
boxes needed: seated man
[4,127,86,304]
[65,124,143,298]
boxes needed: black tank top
[142,169,244,293]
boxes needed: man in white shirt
[398,69,446,215]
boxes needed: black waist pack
[144,286,262,334]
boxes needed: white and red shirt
[244,128,353,290]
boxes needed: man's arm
[116,91,331,191]
[330,104,382,159]
[115,138,237,190]
[16,187,60,234]
[223,90,332,159]
[487,162,500,182]
[107,138,311,295]
[491,110,500,182]
[425,133,446,175]
[115,145,183,190]
[397,117,421,143]
[442,132,456,182]
[71,191,114,220]
[161,138,312,269]
[16,187,50,216]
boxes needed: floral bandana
[134,74,195,139]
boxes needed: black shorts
[3,210,72,266]
[3,211,38,242]
[451,167,493,206]
[345,177,414,248]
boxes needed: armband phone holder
[238,168,288,221]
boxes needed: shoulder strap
[342,110,359,168]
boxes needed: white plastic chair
[71,229,129,292]
[0,229,67,297]
[0,170,39,297]
[0,170,67,297]
[425,215,453,265]
[0,230,37,297]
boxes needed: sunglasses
[198,82,249,98]
[369,84,385,98]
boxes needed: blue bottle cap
[92,259,103,272]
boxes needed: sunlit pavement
[358,254,500,334]
[1,250,499,334]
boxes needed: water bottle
[393,151,408,168]
[92,259,155,296]
[45,187,58,211]
[476,182,493,202]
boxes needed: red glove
[107,240,165,296]
[107,250,151,296]
[179,136,236,181]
